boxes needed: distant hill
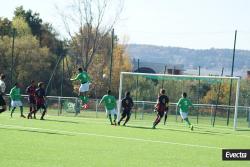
[127,44,250,75]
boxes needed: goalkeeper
[71,68,91,107]
[177,92,194,131]
[152,89,169,129]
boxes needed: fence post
[58,97,61,116]
[175,105,178,122]
[141,101,144,120]
[248,107,250,128]
[96,99,98,118]
[210,105,214,126]
[75,97,78,116]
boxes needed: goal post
[118,72,241,130]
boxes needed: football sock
[114,114,117,123]
[118,115,125,124]
[20,106,24,116]
[108,114,112,124]
[184,118,191,126]
[11,107,16,117]
[164,114,168,125]
[124,116,130,125]
[41,109,47,119]
[79,96,89,104]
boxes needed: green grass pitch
[0,111,250,167]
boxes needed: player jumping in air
[152,89,169,129]
[0,74,7,113]
[70,68,91,108]
[26,80,37,119]
[177,92,194,131]
[28,82,47,120]
[10,82,26,118]
[118,91,134,126]
[99,90,117,125]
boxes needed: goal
[118,72,241,130]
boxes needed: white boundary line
[0,123,222,150]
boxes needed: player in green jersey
[10,82,26,118]
[71,68,91,108]
[177,92,194,130]
[99,90,117,125]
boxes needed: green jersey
[71,72,91,84]
[10,86,21,101]
[100,95,116,110]
[177,97,193,113]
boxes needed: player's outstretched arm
[70,74,80,81]
[98,97,104,106]
[9,89,14,99]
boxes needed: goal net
[118,72,245,130]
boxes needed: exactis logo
[225,152,247,159]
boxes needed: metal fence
[3,94,250,128]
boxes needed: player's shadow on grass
[0,127,74,136]
[165,127,231,136]
[237,129,250,131]
[125,125,154,130]
[44,119,79,124]
[126,125,229,136]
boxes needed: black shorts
[122,109,131,117]
[28,97,36,104]
[37,104,46,110]
[0,95,6,106]
[157,111,164,118]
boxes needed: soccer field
[0,112,250,167]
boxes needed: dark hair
[38,82,44,87]
[107,90,111,95]
[31,80,35,83]
[78,68,83,72]
[0,74,5,80]
[125,91,130,96]
[15,82,19,86]
[183,92,187,98]
[160,89,165,94]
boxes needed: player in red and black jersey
[26,80,37,119]
[118,91,134,126]
[28,82,47,120]
[152,89,169,129]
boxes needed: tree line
[0,3,131,98]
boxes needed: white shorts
[106,108,117,116]
[79,83,90,93]
[11,100,23,107]
[180,111,188,120]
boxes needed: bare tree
[58,0,123,71]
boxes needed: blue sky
[1,0,250,49]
